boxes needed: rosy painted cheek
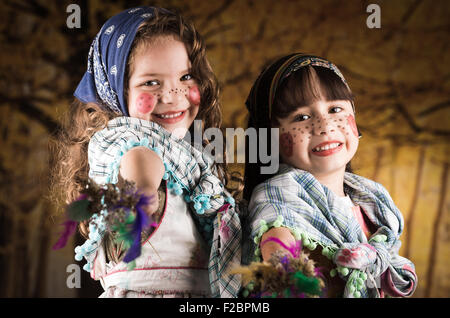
[136,93,156,114]
[280,132,294,157]
[188,86,201,105]
[346,114,359,137]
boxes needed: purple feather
[260,237,302,258]
[52,220,78,250]
[123,193,155,263]
[280,255,291,271]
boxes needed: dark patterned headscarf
[246,53,350,130]
[74,7,172,115]
[244,53,351,200]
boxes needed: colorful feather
[52,220,78,250]
[232,237,325,298]
[293,270,322,295]
[53,178,158,270]
[123,193,154,263]
[112,210,135,250]
[261,236,302,258]
[66,194,92,221]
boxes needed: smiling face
[277,99,359,179]
[127,35,200,138]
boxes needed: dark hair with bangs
[272,65,354,126]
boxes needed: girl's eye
[330,106,343,113]
[180,74,193,81]
[143,80,159,87]
[293,114,310,122]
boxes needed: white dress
[90,182,212,297]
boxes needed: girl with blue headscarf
[51,7,242,298]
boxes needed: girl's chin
[156,121,191,138]
[169,127,189,139]
[311,162,348,175]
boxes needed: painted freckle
[280,132,294,157]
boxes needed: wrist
[260,227,296,261]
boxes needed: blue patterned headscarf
[74,7,172,115]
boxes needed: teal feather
[112,211,135,249]
[293,271,321,295]
[66,198,92,221]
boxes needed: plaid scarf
[86,117,242,297]
[247,164,417,298]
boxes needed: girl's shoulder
[250,164,315,202]
[343,172,391,197]
[256,164,315,189]
[90,117,156,142]
[89,117,161,154]
[88,117,162,184]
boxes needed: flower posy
[232,238,325,298]
[53,178,156,266]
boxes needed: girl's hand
[334,243,377,269]
[260,227,296,261]
[141,188,160,216]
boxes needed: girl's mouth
[311,142,343,156]
[153,110,186,124]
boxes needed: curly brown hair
[50,8,240,237]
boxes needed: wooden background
[0,0,448,297]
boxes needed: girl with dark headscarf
[243,53,417,298]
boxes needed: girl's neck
[313,169,346,197]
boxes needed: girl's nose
[313,114,335,136]
[160,87,184,105]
